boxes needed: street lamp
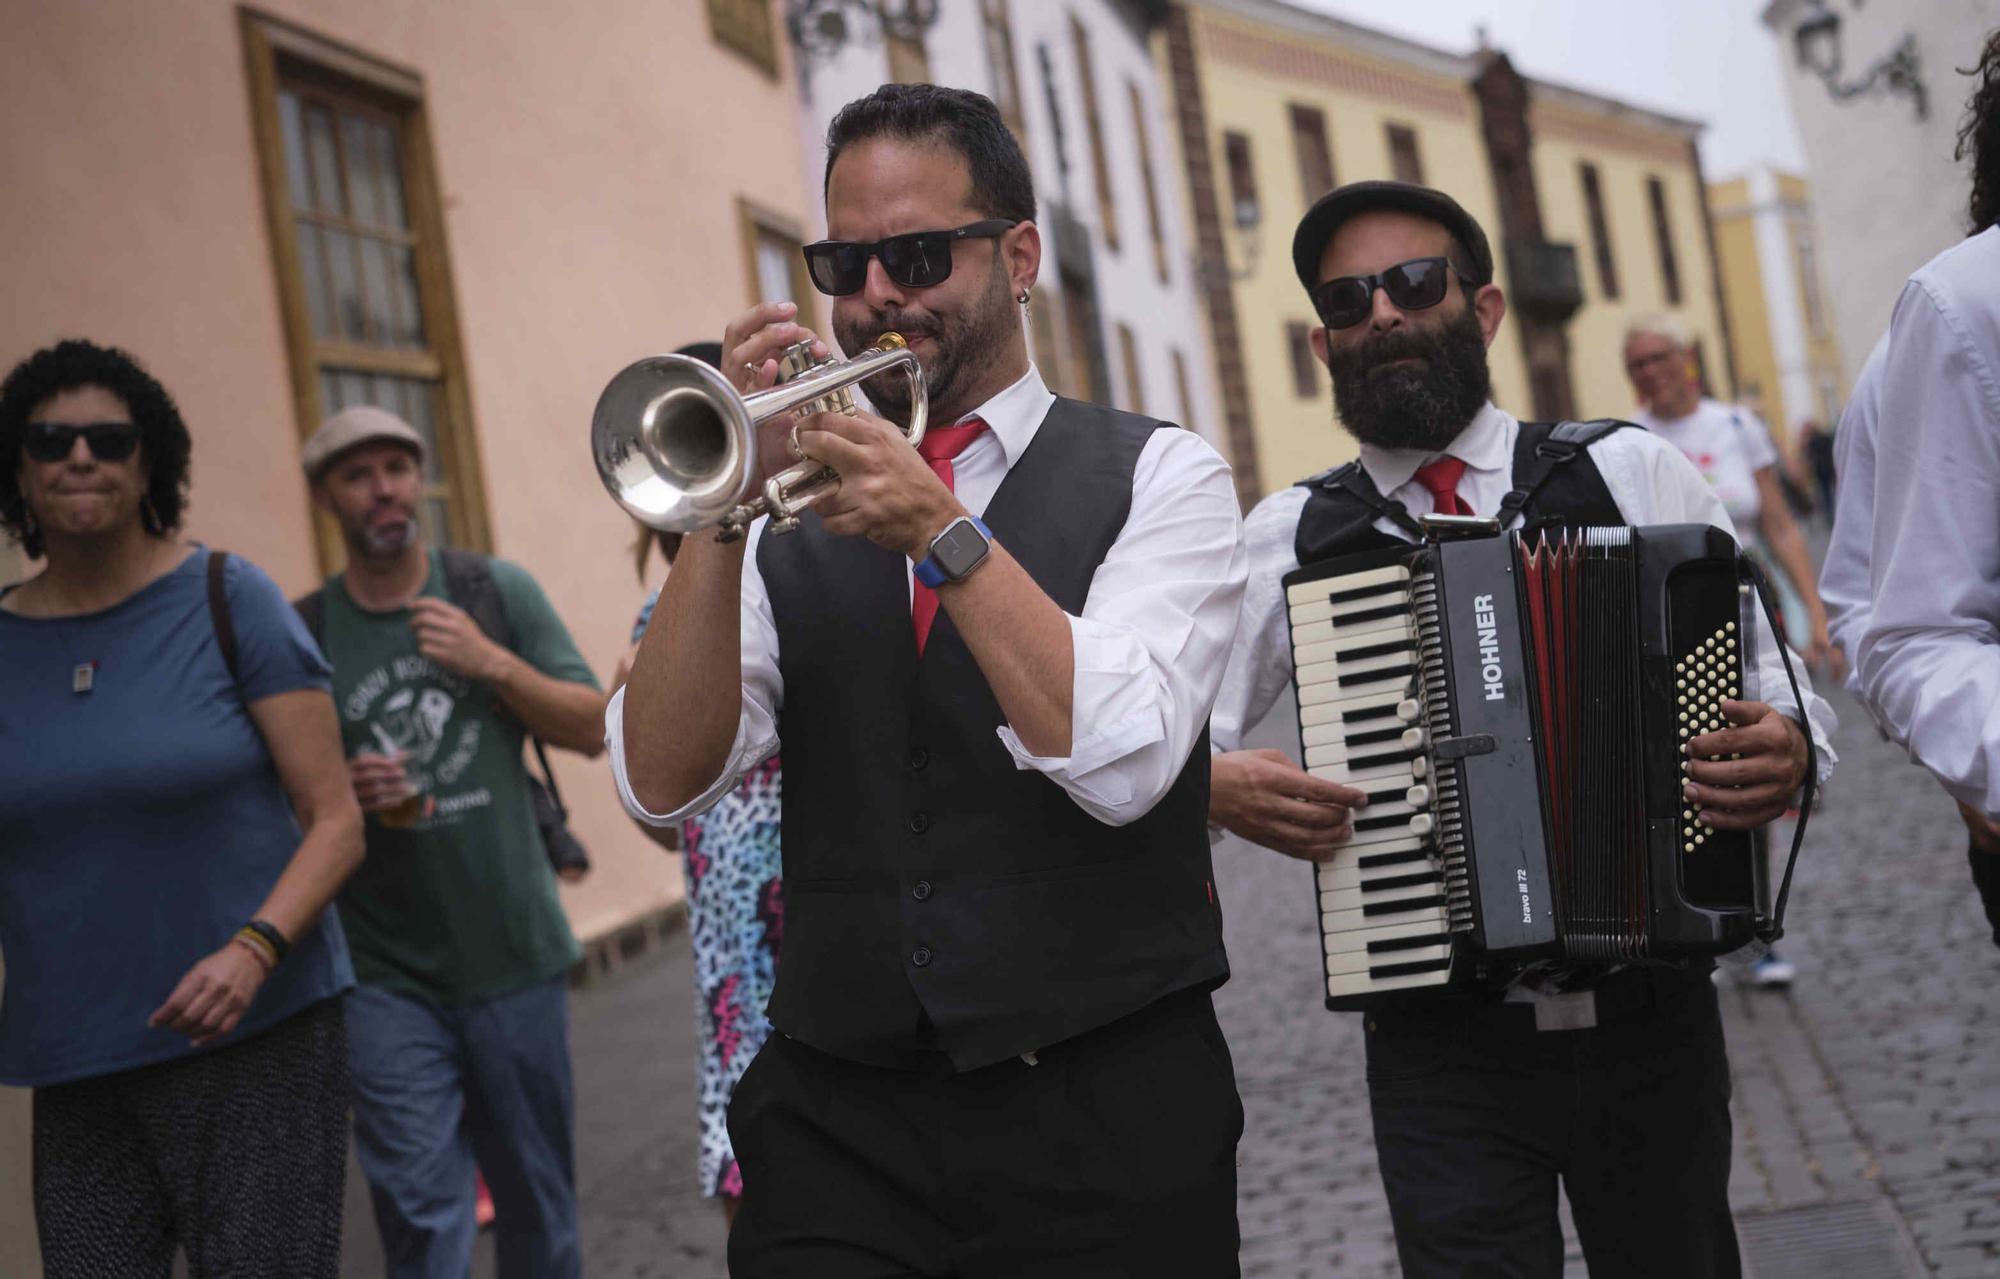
[1790,0,1927,121]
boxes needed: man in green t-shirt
[300,405,605,1279]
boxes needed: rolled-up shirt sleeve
[996,428,1248,825]
[606,523,783,826]
[1592,430,1839,782]
[1853,276,2000,818]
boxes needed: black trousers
[726,989,1244,1278]
[32,997,349,1279]
[1971,836,2000,947]
[1366,967,1739,1279]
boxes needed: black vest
[757,398,1228,1071]
[1293,420,1630,566]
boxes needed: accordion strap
[1740,556,1817,946]
[1496,419,1630,529]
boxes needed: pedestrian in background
[299,404,605,1279]
[608,339,784,1227]
[1839,27,2000,949]
[0,339,362,1277]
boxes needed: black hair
[0,339,191,558]
[823,84,1036,225]
[1958,27,2000,232]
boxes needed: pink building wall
[1,5,816,1265]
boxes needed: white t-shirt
[1633,397,1779,531]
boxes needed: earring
[1017,289,1030,305]
[140,496,164,536]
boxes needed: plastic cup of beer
[362,750,431,828]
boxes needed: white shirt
[607,363,1250,828]
[1211,401,1838,776]
[1819,332,1890,665]
[1633,397,1781,533]
[1849,226,2000,819]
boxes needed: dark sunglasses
[1309,256,1474,330]
[22,420,142,463]
[802,219,1018,296]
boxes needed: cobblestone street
[349,687,2000,1277]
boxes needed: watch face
[933,521,989,578]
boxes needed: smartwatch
[914,516,993,587]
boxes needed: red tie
[1413,456,1472,516]
[912,416,990,655]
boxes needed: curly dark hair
[824,84,1036,225]
[1958,27,2000,232]
[0,339,191,558]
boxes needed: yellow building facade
[1707,168,1846,452]
[1164,0,1731,500]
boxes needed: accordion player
[1284,518,1815,1011]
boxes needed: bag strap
[293,586,327,645]
[1495,419,1630,528]
[440,547,516,653]
[437,549,561,795]
[206,550,241,688]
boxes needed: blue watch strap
[915,516,992,587]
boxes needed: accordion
[1283,521,1773,1011]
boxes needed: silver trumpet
[592,332,927,541]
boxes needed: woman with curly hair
[0,339,364,1275]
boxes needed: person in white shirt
[610,85,1249,1276]
[1623,314,1841,681]
[1209,179,1836,1279]
[1842,29,2000,946]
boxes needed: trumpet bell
[593,355,756,533]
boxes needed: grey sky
[1292,0,1806,179]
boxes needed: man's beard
[834,261,1017,424]
[349,506,419,560]
[1324,307,1492,453]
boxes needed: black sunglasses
[802,219,1018,296]
[1309,256,1474,330]
[22,421,142,463]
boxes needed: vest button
[911,946,933,968]
[908,747,929,771]
[911,879,933,901]
[908,811,931,834]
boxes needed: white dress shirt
[1211,401,1838,776]
[1850,226,2000,818]
[1819,332,1889,665]
[608,363,1250,828]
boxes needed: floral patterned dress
[632,592,783,1198]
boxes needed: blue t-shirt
[0,549,354,1086]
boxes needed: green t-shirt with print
[323,550,595,1006]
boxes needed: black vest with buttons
[757,397,1227,1071]
[1292,419,1631,566]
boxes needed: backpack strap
[206,550,240,688]
[1495,419,1631,529]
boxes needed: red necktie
[1413,456,1472,516]
[912,416,990,655]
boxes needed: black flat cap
[1292,180,1494,292]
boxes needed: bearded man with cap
[297,405,606,1279]
[1207,181,1837,1278]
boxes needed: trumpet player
[609,84,1250,1276]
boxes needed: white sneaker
[1750,952,1797,988]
